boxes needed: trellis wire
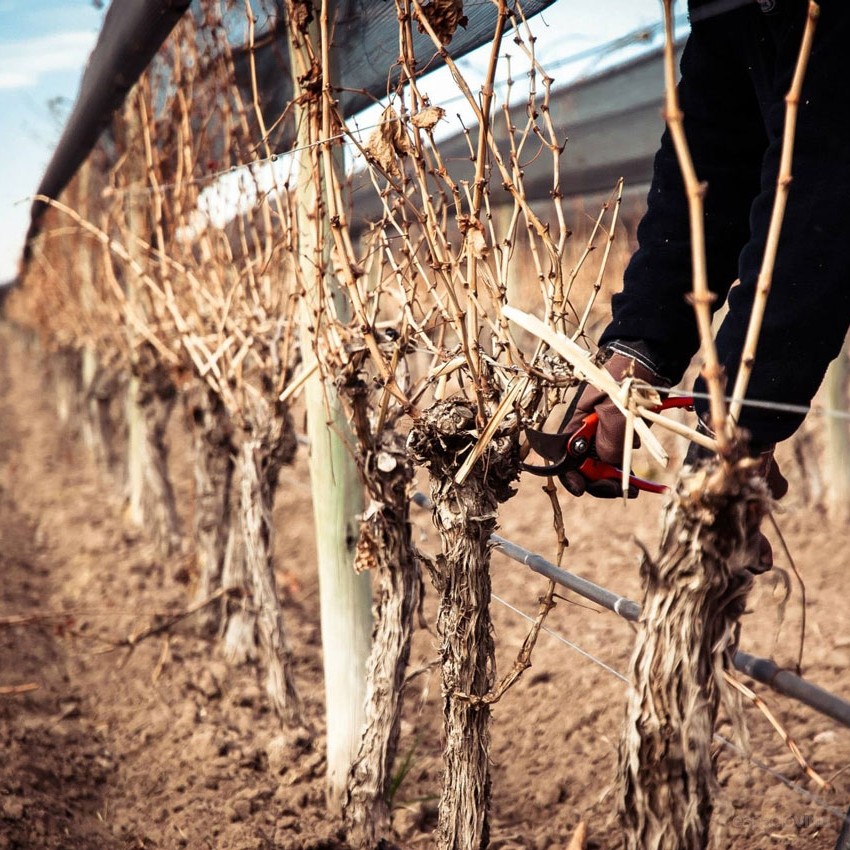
[492,592,628,683]
[494,528,850,729]
[492,593,850,830]
[412,491,850,729]
[662,388,850,424]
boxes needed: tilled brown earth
[1,323,849,849]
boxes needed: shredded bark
[344,429,423,849]
[186,382,234,635]
[408,399,519,850]
[618,454,771,850]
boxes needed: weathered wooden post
[286,0,372,813]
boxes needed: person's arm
[599,7,766,385]
[707,2,850,448]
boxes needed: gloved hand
[538,343,668,498]
[748,448,789,574]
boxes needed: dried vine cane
[728,1,819,427]
[658,0,728,446]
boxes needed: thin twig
[723,670,829,789]
[660,0,728,446]
[105,588,236,654]
[454,376,528,485]
[0,683,39,696]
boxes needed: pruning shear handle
[522,395,694,496]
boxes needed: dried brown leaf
[364,106,409,177]
[411,105,446,130]
[417,0,468,44]
[289,0,314,34]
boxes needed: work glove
[750,449,789,573]
[535,342,669,498]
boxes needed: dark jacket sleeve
[602,2,850,448]
[707,1,850,447]
[599,9,767,385]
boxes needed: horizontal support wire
[412,491,850,729]
[661,387,850,423]
[495,592,850,828]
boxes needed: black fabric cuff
[599,339,672,387]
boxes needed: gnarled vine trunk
[186,382,234,635]
[221,501,258,664]
[236,397,303,725]
[408,400,519,850]
[126,350,182,558]
[343,427,423,849]
[618,456,769,850]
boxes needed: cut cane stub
[376,451,398,473]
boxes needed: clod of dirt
[266,735,296,775]
[533,778,568,808]
[226,797,252,822]
[0,796,27,820]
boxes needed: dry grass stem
[0,683,40,696]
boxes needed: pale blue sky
[0,0,104,281]
[0,0,677,283]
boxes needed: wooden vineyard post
[121,105,151,528]
[286,4,372,814]
[119,99,182,557]
[73,158,107,471]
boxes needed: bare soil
[1,323,849,850]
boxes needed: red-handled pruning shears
[522,396,694,496]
